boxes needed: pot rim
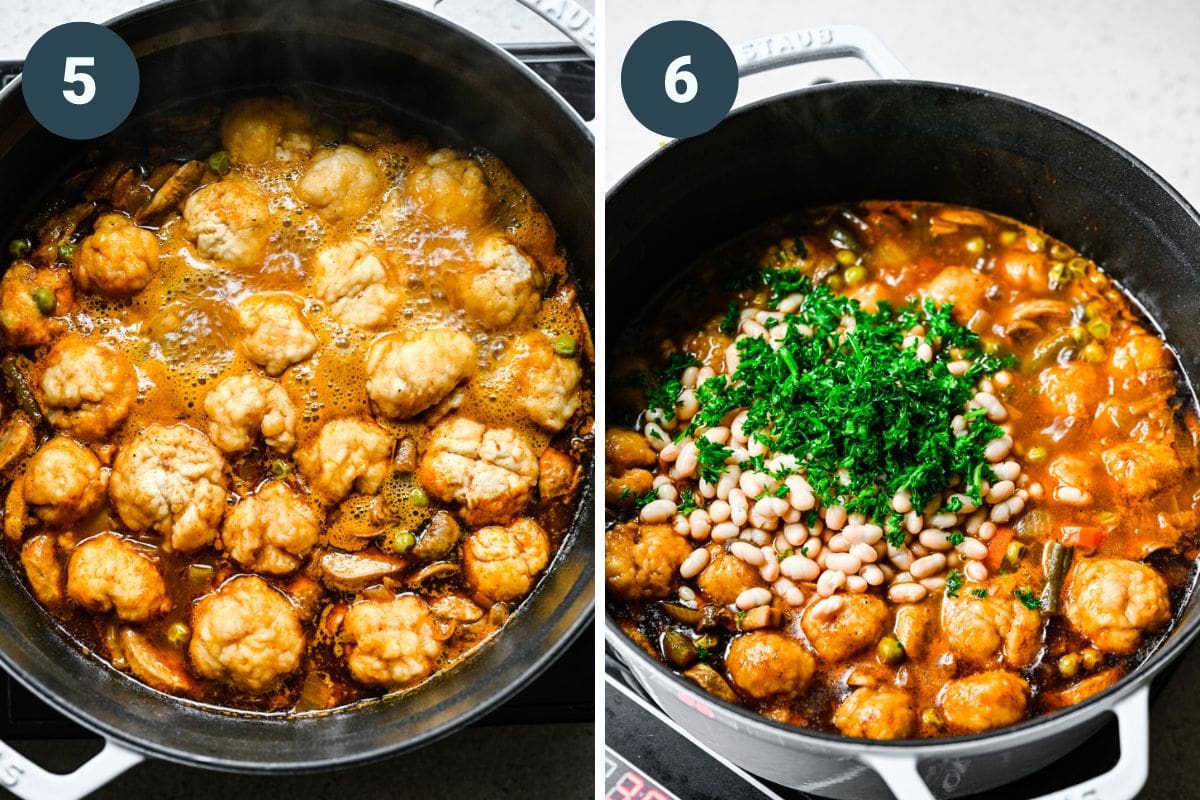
[0,0,595,771]
[604,77,1200,754]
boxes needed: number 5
[664,55,698,104]
[62,56,96,105]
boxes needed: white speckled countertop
[606,0,1200,207]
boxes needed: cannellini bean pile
[638,295,1041,612]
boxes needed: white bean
[888,545,914,571]
[917,342,933,362]
[861,524,884,545]
[643,423,669,451]
[910,553,947,579]
[740,470,765,498]
[725,343,741,373]
[890,489,913,514]
[689,510,711,541]
[674,516,691,535]
[802,537,823,559]
[770,497,791,517]
[731,411,750,443]
[974,391,1008,422]
[640,499,677,523]
[1028,482,1045,500]
[678,585,696,603]
[759,547,781,581]
[783,523,808,548]
[785,475,815,511]
[845,575,869,593]
[702,426,731,445]
[947,360,970,376]
[736,587,772,610]
[742,528,771,547]
[675,441,699,478]
[990,503,1012,523]
[827,533,851,553]
[993,460,1020,482]
[809,594,844,620]
[780,554,820,582]
[862,565,885,586]
[918,529,953,551]
[716,466,741,501]
[964,509,986,535]
[850,542,878,564]
[677,389,699,420]
[825,505,847,530]
[778,293,804,313]
[708,499,731,524]
[948,493,978,514]
[986,480,1015,503]
[905,511,924,535]
[888,582,928,603]
[729,489,749,526]
[841,524,865,544]
[656,483,678,502]
[750,497,779,529]
[697,366,715,383]
[978,521,997,541]
[985,435,1013,463]
[680,548,710,579]
[929,512,958,529]
[919,576,946,592]
[816,570,846,597]
[711,522,740,542]
[825,552,861,574]
[957,536,988,560]
[965,560,989,582]
[698,479,717,499]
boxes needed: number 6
[664,55,698,104]
[62,56,96,105]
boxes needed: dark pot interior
[0,0,594,772]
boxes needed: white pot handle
[734,24,910,80]
[861,684,1150,800]
[0,737,142,800]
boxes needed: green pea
[166,622,191,646]
[826,274,844,292]
[1049,241,1073,261]
[31,287,55,315]
[1026,446,1047,464]
[964,236,985,256]
[1087,319,1110,340]
[998,230,1019,247]
[56,242,75,262]
[1057,652,1080,678]
[206,150,232,174]
[834,248,857,267]
[1081,647,1103,671]
[382,528,416,555]
[876,634,906,665]
[269,459,291,478]
[410,487,429,507]
[7,238,31,259]
[844,265,868,286]
[553,335,578,357]
[921,708,943,728]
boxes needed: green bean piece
[31,287,56,315]
[166,622,191,646]
[1040,542,1074,613]
[206,150,232,174]
[409,487,429,507]
[56,242,75,262]
[1080,341,1105,363]
[1057,652,1080,678]
[876,635,906,665]
[553,335,578,357]
[1029,328,1077,370]
[380,528,416,555]
[7,238,31,259]
[843,265,868,286]
[269,459,291,478]
[0,356,42,424]
[662,630,699,669]
[1001,540,1027,573]
[834,248,857,267]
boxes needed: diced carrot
[984,526,1016,572]
[1060,525,1104,549]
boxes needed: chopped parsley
[676,489,698,516]
[734,610,747,628]
[719,302,740,336]
[644,352,700,421]
[1016,587,1043,611]
[684,279,1010,529]
[620,487,657,509]
[695,437,733,484]
[945,569,964,598]
[970,588,988,599]
[695,643,714,662]
[947,531,965,546]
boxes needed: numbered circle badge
[22,22,139,140]
[621,20,738,139]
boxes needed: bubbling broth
[0,94,591,713]
[606,201,1198,738]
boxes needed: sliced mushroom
[137,160,206,224]
[408,561,459,586]
[394,436,419,474]
[4,480,26,541]
[1008,299,1073,324]
[20,534,62,605]
[109,168,153,214]
[413,510,461,561]
[33,202,95,268]
[119,628,198,695]
[430,593,484,622]
[683,663,738,702]
[539,448,578,500]
[0,412,35,473]
[285,573,326,621]
[82,161,132,201]
[310,548,407,592]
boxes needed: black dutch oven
[606,24,1200,800]
[0,0,594,795]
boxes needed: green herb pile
[665,269,1011,546]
